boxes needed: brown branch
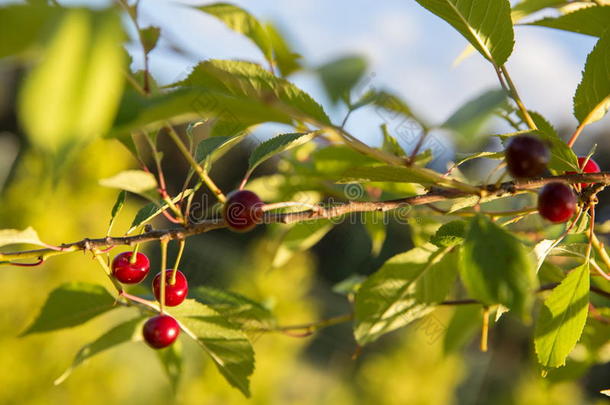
[2,172,609,263]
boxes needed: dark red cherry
[505,135,549,178]
[111,252,150,284]
[142,315,180,349]
[223,190,264,232]
[152,270,188,307]
[538,182,577,223]
[567,157,601,188]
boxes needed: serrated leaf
[573,31,610,126]
[338,165,440,186]
[530,111,579,173]
[99,170,158,195]
[272,219,334,267]
[528,6,610,37]
[442,89,507,145]
[415,0,514,65]
[195,3,273,63]
[354,247,457,345]
[140,25,160,54]
[459,215,537,317]
[156,340,183,392]
[316,55,367,103]
[535,263,590,368]
[55,317,144,385]
[21,283,116,335]
[127,188,194,233]
[190,286,275,329]
[18,9,125,163]
[248,132,317,174]
[167,300,255,397]
[195,134,246,171]
[0,227,46,248]
[430,220,467,247]
[265,22,301,76]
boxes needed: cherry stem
[171,239,185,285]
[159,239,169,313]
[480,306,490,352]
[92,249,123,294]
[498,65,537,131]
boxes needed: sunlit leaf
[0,227,46,248]
[99,170,158,196]
[528,6,610,37]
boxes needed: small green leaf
[430,220,467,248]
[195,3,273,63]
[168,300,255,397]
[442,89,507,145]
[452,151,504,169]
[55,317,144,385]
[511,0,565,21]
[354,247,457,345]
[140,26,161,54]
[574,31,610,126]
[195,134,246,171]
[265,22,301,76]
[272,219,334,267]
[333,274,367,296]
[528,6,610,38]
[535,263,590,368]
[21,283,116,335]
[371,90,429,130]
[248,132,317,175]
[415,0,515,65]
[99,170,158,196]
[363,212,387,256]
[190,286,275,329]
[107,190,126,234]
[0,227,46,248]
[156,340,183,392]
[380,124,406,157]
[128,189,194,233]
[529,111,579,173]
[459,215,536,317]
[316,55,367,103]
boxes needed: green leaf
[459,215,536,317]
[312,146,379,177]
[380,124,406,157]
[338,165,441,186]
[529,111,579,173]
[140,26,161,54]
[18,9,125,162]
[0,5,60,58]
[363,212,387,256]
[528,6,610,38]
[265,22,301,76]
[248,132,317,175]
[573,30,610,126]
[128,189,195,233]
[354,247,458,345]
[430,220,467,248]
[316,55,367,103]
[272,219,334,267]
[107,190,126,234]
[0,227,46,248]
[452,151,504,169]
[21,283,116,335]
[371,90,429,130]
[442,89,507,145]
[195,3,273,63]
[195,134,247,171]
[99,170,158,196]
[156,341,183,392]
[535,263,590,368]
[168,300,255,397]
[415,0,515,65]
[190,286,275,329]
[54,317,144,385]
[443,305,481,354]
[511,0,565,21]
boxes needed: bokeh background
[0,0,609,404]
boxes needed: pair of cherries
[111,252,187,349]
[505,135,601,223]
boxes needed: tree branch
[2,172,609,264]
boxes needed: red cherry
[142,315,180,349]
[111,252,150,284]
[152,270,188,307]
[223,190,264,232]
[538,182,577,223]
[566,157,601,188]
[505,135,549,178]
